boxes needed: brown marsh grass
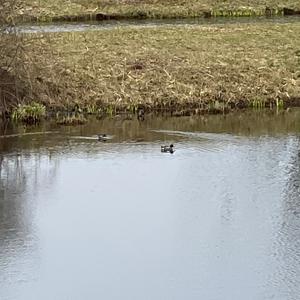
[19,0,300,22]
[21,22,300,114]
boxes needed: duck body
[137,109,145,121]
[97,134,109,142]
[161,144,175,154]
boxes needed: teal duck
[161,144,175,154]
[97,134,109,142]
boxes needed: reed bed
[19,0,300,22]
[19,22,300,114]
[11,102,46,123]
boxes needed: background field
[19,0,300,20]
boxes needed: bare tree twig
[0,0,24,115]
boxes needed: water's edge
[14,15,300,34]
[15,6,300,26]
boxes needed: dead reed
[18,0,300,22]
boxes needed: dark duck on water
[161,144,175,154]
[97,134,109,142]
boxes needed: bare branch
[0,0,24,115]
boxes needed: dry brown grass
[0,0,25,115]
[19,0,300,21]
[20,22,300,114]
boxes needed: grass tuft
[12,102,46,124]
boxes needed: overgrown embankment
[18,0,300,23]
[0,0,26,116]
[20,22,300,115]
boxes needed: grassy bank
[19,0,300,22]
[16,22,300,116]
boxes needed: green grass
[12,102,46,123]
[19,21,300,114]
[18,0,300,22]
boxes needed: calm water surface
[0,111,300,300]
[15,16,300,34]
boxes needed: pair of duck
[98,133,175,154]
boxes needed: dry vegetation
[0,0,26,115]
[21,22,300,114]
[19,0,300,22]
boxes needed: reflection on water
[0,111,300,300]
[271,139,300,300]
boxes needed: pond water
[15,15,300,33]
[0,110,300,300]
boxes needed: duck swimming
[161,144,175,154]
[97,134,109,142]
[137,108,145,121]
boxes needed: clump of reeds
[11,102,46,124]
[252,98,266,109]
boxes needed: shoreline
[16,0,300,25]
[4,104,300,125]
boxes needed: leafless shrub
[0,0,24,115]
